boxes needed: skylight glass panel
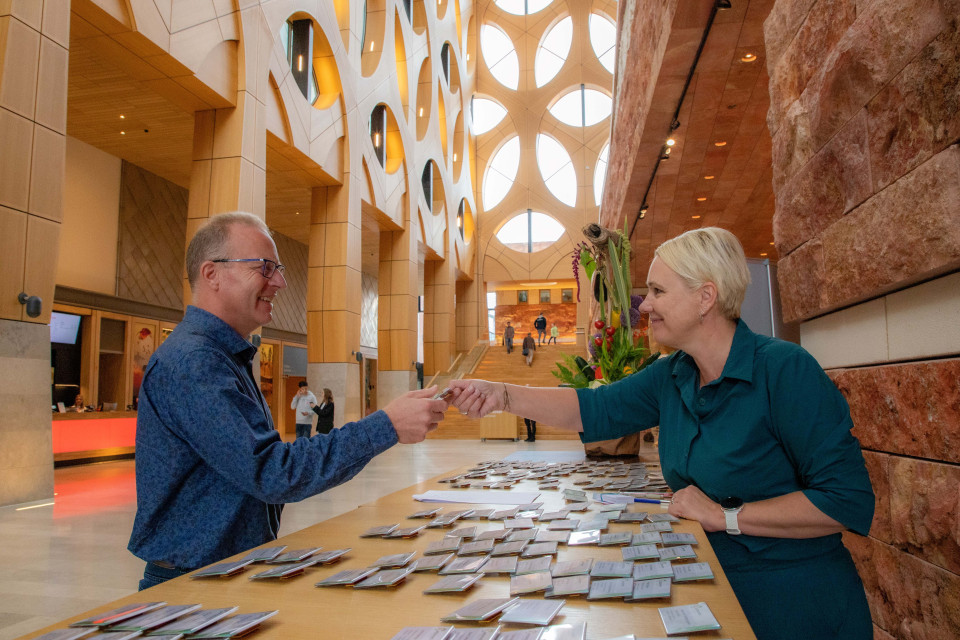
[549,89,583,126]
[482,136,520,210]
[537,134,577,206]
[590,14,617,73]
[494,0,526,15]
[583,89,612,126]
[471,97,508,135]
[496,211,565,252]
[526,0,554,14]
[481,24,519,90]
[594,142,609,206]
[495,0,554,14]
[535,17,572,87]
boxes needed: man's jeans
[296,423,312,438]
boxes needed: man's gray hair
[185,212,272,290]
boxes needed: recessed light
[760,252,768,257]
[419,107,424,117]
[696,197,707,202]
[295,211,300,215]
[453,153,458,161]
[704,175,715,180]
[769,242,775,245]
[369,41,375,52]
[714,141,727,147]
[741,53,757,62]
[120,131,125,135]
[666,138,676,146]
[119,114,125,119]
[691,215,701,219]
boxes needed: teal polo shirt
[576,320,874,568]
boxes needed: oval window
[496,211,566,253]
[482,135,521,210]
[536,134,577,206]
[481,24,519,90]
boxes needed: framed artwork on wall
[518,290,528,303]
[540,289,551,303]
[561,289,573,303]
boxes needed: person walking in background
[504,321,515,354]
[522,332,536,366]
[291,380,317,439]
[534,312,547,345]
[548,324,559,345]
[524,417,537,442]
[311,388,335,434]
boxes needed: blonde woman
[450,227,874,640]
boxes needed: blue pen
[598,493,671,505]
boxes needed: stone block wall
[765,1,960,637]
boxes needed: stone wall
[765,1,960,637]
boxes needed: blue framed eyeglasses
[212,258,286,279]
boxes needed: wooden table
[20,461,756,639]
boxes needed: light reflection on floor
[0,439,583,640]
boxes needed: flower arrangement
[553,222,659,388]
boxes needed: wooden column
[0,1,70,505]
[377,224,420,402]
[306,184,363,423]
[423,258,456,376]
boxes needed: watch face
[720,496,743,510]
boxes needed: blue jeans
[295,423,312,438]
[139,562,190,590]
[537,329,546,343]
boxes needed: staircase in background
[428,342,584,440]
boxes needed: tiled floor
[0,439,584,640]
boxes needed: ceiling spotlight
[666,138,676,147]
[714,141,727,147]
[119,114,125,119]
[120,131,126,135]
[741,53,757,62]
[704,175,715,180]
[760,252,768,257]
[295,211,300,215]
[692,215,701,219]
[769,242,775,245]
[696,197,706,202]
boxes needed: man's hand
[383,386,448,444]
[447,380,505,419]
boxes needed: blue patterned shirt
[128,306,398,569]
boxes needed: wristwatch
[720,497,744,535]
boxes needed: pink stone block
[844,531,960,638]
[766,0,856,137]
[820,146,960,311]
[867,25,960,193]
[828,359,960,464]
[774,236,824,323]
[774,108,872,254]
[861,451,892,542]
[763,0,818,69]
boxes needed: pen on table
[632,497,672,505]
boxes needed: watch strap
[723,507,742,535]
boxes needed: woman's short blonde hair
[654,227,750,320]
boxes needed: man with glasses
[129,212,450,590]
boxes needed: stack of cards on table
[35,604,277,640]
